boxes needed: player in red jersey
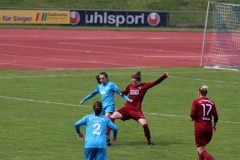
[190,85,218,160]
[106,71,168,145]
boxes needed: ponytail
[93,101,102,115]
[131,71,141,81]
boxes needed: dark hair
[199,85,208,96]
[131,71,141,81]
[95,72,108,84]
[93,101,102,115]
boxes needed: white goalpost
[201,1,240,71]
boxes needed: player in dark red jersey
[190,85,218,160]
[106,71,168,145]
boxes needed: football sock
[107,132,110,140]
[201,150,215,160]
[142,124,151,144]
[106,118,115,135]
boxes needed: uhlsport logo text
[70,11,167,27]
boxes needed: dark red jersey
[120,73,168,109]
[190,97,218,131]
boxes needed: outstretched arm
[80,87,99,105]
[120,85,130,96]
[112,83,131,102]
[121,94,131,102]
[144,72,168,89]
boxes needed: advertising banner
[69,10,169,27]
[0,10,70,24]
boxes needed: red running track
[0,29,212,70]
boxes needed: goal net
[202,2,240,71]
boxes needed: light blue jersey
[75,113,118,149]
[81,82,130,113]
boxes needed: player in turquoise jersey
[80,72,131,145]
[75,101,118,160]
[80,72,131,114]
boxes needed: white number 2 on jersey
[92,122,101,135]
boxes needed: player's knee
[138,118,147,125]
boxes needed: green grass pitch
[0,67,240,160]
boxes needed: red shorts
[194,130,212,147]
[117,107,145,121]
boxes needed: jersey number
[92,122,101,135]
[201,104,212,117]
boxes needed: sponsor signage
[70,10,169,27]
[0,10,70,24]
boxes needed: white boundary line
[0,95,85,107]
[0,73,239,84]
[0,95,239,125]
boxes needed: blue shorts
[101,105,115,115]
[84,148,106,160]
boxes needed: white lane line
[0,62,58,69]
[59,42,198,55]
[0,44,144,57]
[0,43,199,57]
[0,36,39,38]
[144,56,200,58]
[0,95,239,125]
[0,54,136,67]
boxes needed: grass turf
[1,0,240,11]
[0,67,240,160]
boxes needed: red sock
[198,153,204,160]
[142,124,151,144]
[201,150,215,160]
[106,117,115,135]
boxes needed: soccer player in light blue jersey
[80,72,131,145]
[75,101,118,160]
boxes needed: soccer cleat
[148,141,155,146]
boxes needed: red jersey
[190,97,218,131]
[120,73,168,109]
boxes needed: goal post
[201,1,240,71]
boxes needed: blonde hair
[199,85,208,96]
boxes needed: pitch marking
[0,95,239,124]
